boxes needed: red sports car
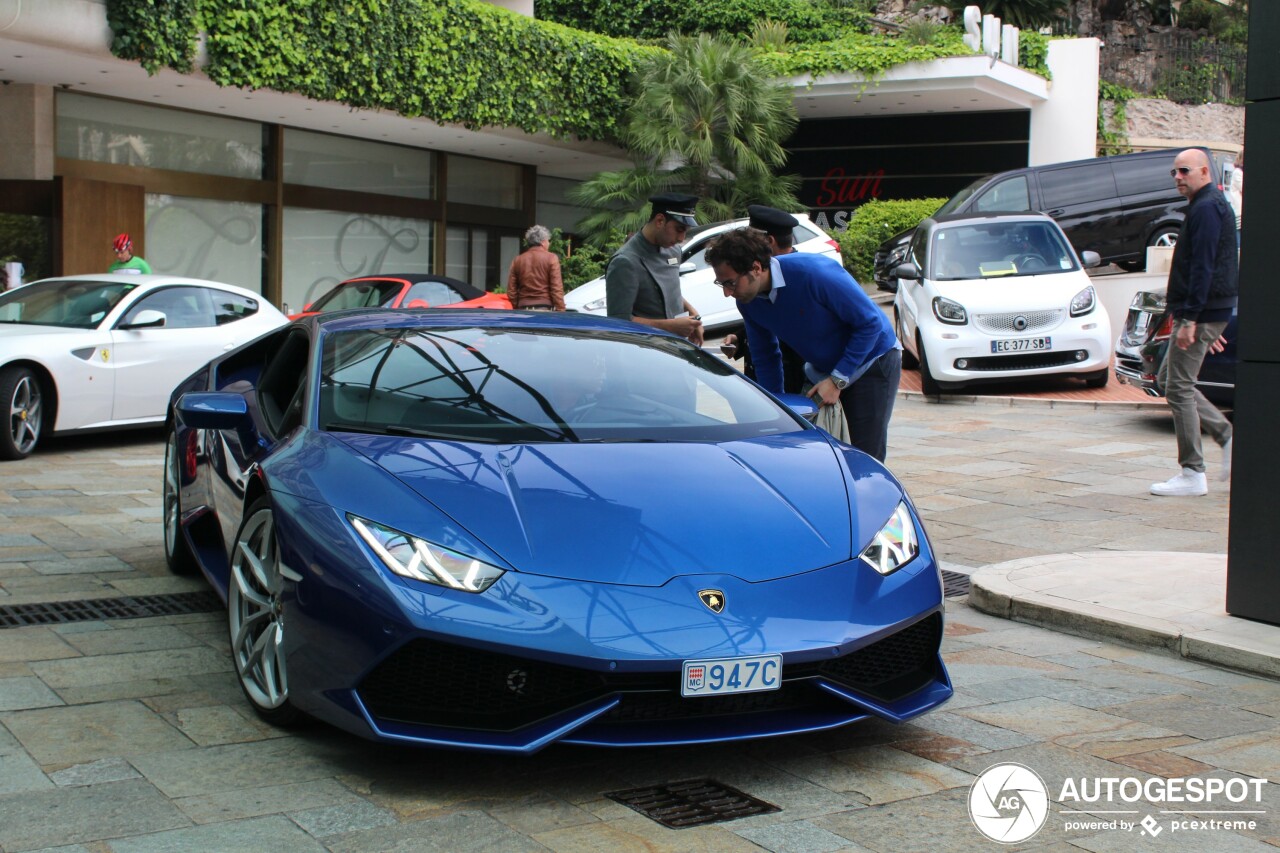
[290,273,511,319]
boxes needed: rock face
[1106,99,1244,148]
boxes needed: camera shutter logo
[969,762,1050,843]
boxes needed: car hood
[333,432,893,587]
[929,272,1093,312]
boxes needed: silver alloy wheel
[163,433,181,560]
[229,506,289,710]
[1152,230,1178,248]
[8,373,42,456]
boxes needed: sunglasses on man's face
[1170,166,1194,177]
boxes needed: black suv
[873,148,1217,291]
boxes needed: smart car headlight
[932,296,967,325]
[349,515,505,593]
[1070,285,1097,317]
[859,502,919,576]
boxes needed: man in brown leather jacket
[507,225,565,311]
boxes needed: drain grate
[942,570,972,598]
[606,778,780,829]
[0,591,222,629]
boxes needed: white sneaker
[1220,438,1232,482]
[1150,468,1208,497]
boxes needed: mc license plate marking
[991,336,1051,353]
[682,654,782,697]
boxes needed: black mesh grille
[815,613,942,701]
[359,639,607,730]
[955,351,1090,372]
[600,682,847,724]
[607,779,779,828]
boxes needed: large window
[447,155,522,209]
[446,226,521,292]
[282,209,435,313]
[145,196,264,293]
[283,129,435,199]
[57,93,263,179]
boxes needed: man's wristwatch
[830,374,849,390]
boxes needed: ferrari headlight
[582,296,607,312]
[350,515,504,593]
[859,502,919,576]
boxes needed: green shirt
[109,256,152,275]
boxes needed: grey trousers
[1157,319,1232,472]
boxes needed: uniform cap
[747,205,799,237]
[649,193,699,227]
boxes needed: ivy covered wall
[104,0,1049,143]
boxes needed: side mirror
[892,262,921,281]
[177,392,249,430]
[678,261,697,275]
[1081,250,1102,269]
[777,393,819,423]
[119,309,166,330]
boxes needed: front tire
[229,497,301,726]
[896,311,918,369]
[1,366,44,460]
[917,335,942,397]
[163,429,198,575]
[1084,368,1109,389]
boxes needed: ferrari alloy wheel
[1,366,43,460]
[163,430,198,575]
[229,498,300,725]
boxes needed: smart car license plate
[991,336,1051,353]
[681,654,782,697]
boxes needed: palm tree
[570,33,801,244]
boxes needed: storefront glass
[283,129,435,199]
[447,155,522,209]
[282,209,435,313]
[145,195,264,292]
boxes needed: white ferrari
[0,274,287,460]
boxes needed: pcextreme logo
[968,762,1050,843]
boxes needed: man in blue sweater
[1150,148,1238,497]
[706,228,901,461]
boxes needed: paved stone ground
[1,401,1267,853]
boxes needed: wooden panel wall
[56,177,145,276]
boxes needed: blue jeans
[838,348,901,462]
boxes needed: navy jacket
[1167,183,1238,324]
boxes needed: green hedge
[106,0,651,140]
[835,198,945,283]
[535,0,874,44]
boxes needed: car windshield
[929,221,1078,281]
[318,326,804,444]
[310,280,402,312]
[933,176,989,216]
[0,279,138,328]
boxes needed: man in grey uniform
[605,193,704,346]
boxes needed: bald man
[1150,148,1238,497]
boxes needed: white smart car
[564,214,842,331]
[0,274,288,459]
[892,213,1111,395]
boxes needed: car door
[109,286,232,422]
[1034,162,1124,261]
[895,227,932,349]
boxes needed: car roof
[309,307,666,336]
[30,273,265,298]
[924,212,1057,228]
[685,212,822,242]
[336,273,485,301]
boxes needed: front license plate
[991,336,1051,353]
[681,654,782,697]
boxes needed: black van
[873,148,1217,290]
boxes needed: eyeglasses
[1170,166,1194,177]
[713,272,746,291]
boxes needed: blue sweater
[739,253,897,394]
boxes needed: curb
[968,554,1280,681]
[897,389,1168,411]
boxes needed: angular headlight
[582,296,607,312]
[932,296,967,325]
[350,515,505,593]
[859,502,919,576]
[1070,285,1097,317]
